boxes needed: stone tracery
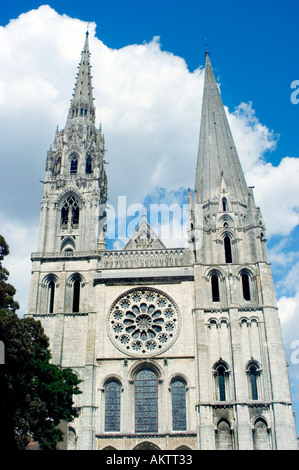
[108,288,181,357]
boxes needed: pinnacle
[66,31,96,126]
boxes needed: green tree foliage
[0,235,82,450]
[0,235,19,313]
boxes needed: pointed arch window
[48,280,55,314]
[70,155,78,174]
[241,272,251,301]
[135,368,158,433]
[214,361,229,402]
[43,274,58,314]
[224,236,232,263]
[105,380,121,432]
[72,279,81,313]
[211,274,220,302]
[247,362,260,400]
[249,366,258,400]
[60,196,80,230]
[218,366,226,401]
[171,378,187,431]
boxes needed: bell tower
[189,51,298,450]
[37,31,107,255]
[28,31,108,347]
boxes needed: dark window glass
[48,281,55,314]
[105,381,121,432]
[211,274,220,302]
[218,366,226,401]
[172,379,186,431]
[86,155,92,174]
[224,236,232,263]
[70,156,78,174]
[135,368,158,433]
[72,279,80,313]
[61,196,79,229]
[242,273,251,301]
[72,205,79,228]
[61,206,69,227]
[249,366,258,400]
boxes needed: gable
[124,218,166,251]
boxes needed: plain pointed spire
[194,51,248,204]
[66,31,96,125]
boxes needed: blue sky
[0,0,299,438]
[2,0,298,163]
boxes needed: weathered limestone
[26,35,298,450]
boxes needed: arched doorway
[133,441,160,451]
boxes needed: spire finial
[66,29,95,126]
[204,38,209,57]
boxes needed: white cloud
[228,101,278,174]
[0,5,299,312]
[0,2,299,431]
[227,102,299,237]
[268,237,299,268]
[0,214,39,317]
[278,260,299,296]
[1,5,298,239]
[278,292,299,326]
[226,103,299,237]
[278,292,299,403]
[246,157,299,236]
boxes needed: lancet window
[214,361,230,402]
[171,378,187,431]
[224,236,233,263]
[135,368,158,433]
[48,280,55,314]
[241,272,251,301]
[105,380,121,432]
[211,274,220,302]
[60,196,80,230]
[72,279,81,313]
[246,361,260,400]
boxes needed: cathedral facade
[27,32,298,450]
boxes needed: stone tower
[35,31,107,257]
[188,51,298,450]
[27,36,298,450]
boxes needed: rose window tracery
[107,288,181,357]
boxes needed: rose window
[107,288,181,357]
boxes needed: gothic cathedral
[27,32,298,450]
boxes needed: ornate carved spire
[66,31,95,126]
